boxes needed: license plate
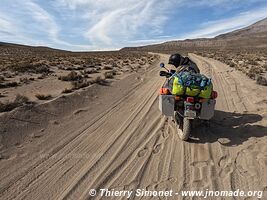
[184,110,196,118]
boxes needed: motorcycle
[158,63,218,141]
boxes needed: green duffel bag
[171,71,213,98]
[185,85,201,96]
[199,84,213,99]
[172,76,185,95]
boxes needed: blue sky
[0,0,267,51]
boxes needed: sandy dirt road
[0,54,266,200]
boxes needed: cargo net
[167,71,213,98]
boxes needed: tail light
[159,88,171,95]
[186,97,194,103]
[175,96,181,100]
[211,91,218,99]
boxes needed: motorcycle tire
[177,117,191,141]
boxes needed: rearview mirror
[160,63,165,68]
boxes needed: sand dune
[0,54,266,199]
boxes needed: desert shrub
[84,69,98,74]
[20,77,30,84]
[59,71,82,81]
[247,67,263,79]
[104,65,113,70]
[0,81,18,88]
[90,76,104,84]
[112,62,119,68]
[2,72,13,78]
[0,75,5,82]
[37,74,46,79]
[263,64,267,71]
[35,94,52,100]
[256,76,267,86]
[0,94,29,112]
[65,66,75,71]
[247,60,259,65]
[104,71,115,79]
[62,88,73,93]
[71,80,90,89]
[9,62,51,74]
[75,66,85,70]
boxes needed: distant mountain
[0,42,69,52]
[215,17,267,39]
[121,17,267,53]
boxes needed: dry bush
[229,62,236,68]
[37,74,47,79]
[104,71,115,79]
[20,77,30,84]
[0,75,5,82]
[0,94,29,112]
[247,67,263,79]
[59,71,82,81]
[9,62,51,74]
[84,69,98,74]
[247,60,259,65]
[104,65,113,70]
[62,88,73,93]
[71,80,90,90]
[256,76,267,86]
[90,76,104,84]
[0,81,18,88]
[35,94,52,100]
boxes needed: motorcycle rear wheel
[177,118,191,141]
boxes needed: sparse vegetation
[35,94,52,100]
[62,88,73,93]
[0,75,5,82]
[90,76,104,84]
[71,80,90,90]
[20,77,30,84]
[0,94,29,112]
[0,81,18,88]
[197,49,267,86]
[0,45,158,112]
[104,71,115,79]
[59,71,82,81]
[8,62,51,74]
[256,76,267,86]
[103,65,113,70]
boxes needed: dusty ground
[0,53,266,200]
[0,47,157,107]
[195,49,267,86]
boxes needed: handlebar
[159,70,176,78]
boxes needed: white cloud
[183,6,267,39]
[57,0,175,48]
[0,16,13,31]
[0,0,93,50]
